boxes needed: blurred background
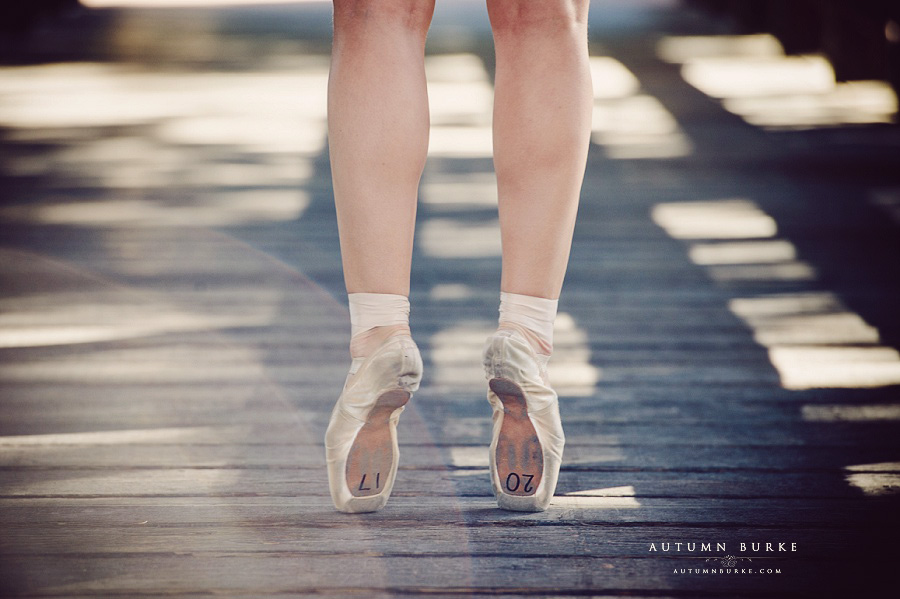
[3,1,900,89]
[1,1,900,596]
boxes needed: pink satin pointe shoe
[325,334,423,513]
[483,328,565,512]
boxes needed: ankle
[497,291,557,356]
[347,292,411,358]
[350,324,411,358]
[498,322,552,356]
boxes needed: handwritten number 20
[505,472,535,493]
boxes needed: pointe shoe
[325,334,423,513]
[483,328,564,512]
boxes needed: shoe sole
[345,389,410,498]
[489,377,543,498]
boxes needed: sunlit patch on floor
[429,283,478,301]
[721,81,898,129]
[0,290,279,348]
[769,346,900,390]
[689,240,796,265]
[426,53,493,127]
[729,294,880,346]
[0,344,272,384]
[421,173,498,209]
[656,33,785,63]
[0,467,243,497]
[558,486,641,509]
[449,446,489,469]
[425,53,493,158]
[427,126,494,158]
[728,291,900,389]
[0,59,328,229]
[428,320,498,392]
[844,463,900,496]
[0,426,243,446]
[441,418,491,444]
[653,200,900,390]
[566,485,636,497]
[553,446,626,466]
[802,404,900,422]
[682,235,815,282]
[2,192,309,229]
[659,34,898,129]
[684,55,835,99]
[419,218,502,258]
[427,315,601,396]
[551,313,603,397]
[651,199,778,239]
[0,64,328,139]
[589,56,693,159]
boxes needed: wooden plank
[3,383,895,412]
[0,523,861,558]
[0,2,898,597]
[0,468,876,499]
[4,409,899,447]
[0,496,895,528]
[0,553,862,596]
[0,442,894,471]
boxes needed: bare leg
[326,2,434,514]
[329,0,436,297]
[487,0,592,300]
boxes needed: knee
[333,0,434,37]
[486,0,588,35]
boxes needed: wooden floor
[2,2,900,597]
